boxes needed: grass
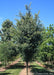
[0,69,21,75]
[30,62,54,75]
[0,62,25,75]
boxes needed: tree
[15,4,44,75]
[0,19,17,65]
[40,24,54,63]
[1,19,13,41]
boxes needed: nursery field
[0,59,54,75]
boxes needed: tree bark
[4,57,7,68]
[4,60,6,68]
[26,62,28,75]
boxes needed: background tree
[1,19,13,41]
[0,19,17,66]
[40,24,54,63]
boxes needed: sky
[0,0,54,29]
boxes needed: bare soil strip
[19,68,33,75]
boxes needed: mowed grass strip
[0,69,21,75]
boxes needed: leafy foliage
[40,24,54,62]
[0,19,18,66]
[15,5,44,63]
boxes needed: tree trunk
[4,58,7,68]
[49,58,50,64]
[26,62,28,75]
[4,60,6,68]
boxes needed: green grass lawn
[0,62,25,75]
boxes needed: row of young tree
[0,4,54,75]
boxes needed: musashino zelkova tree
[16,4,44,75]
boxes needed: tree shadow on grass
[0,64,2,67]
[6,62,26,69]
[44,64,54,69]
[30,64,54,75]
[0,73,11,75]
